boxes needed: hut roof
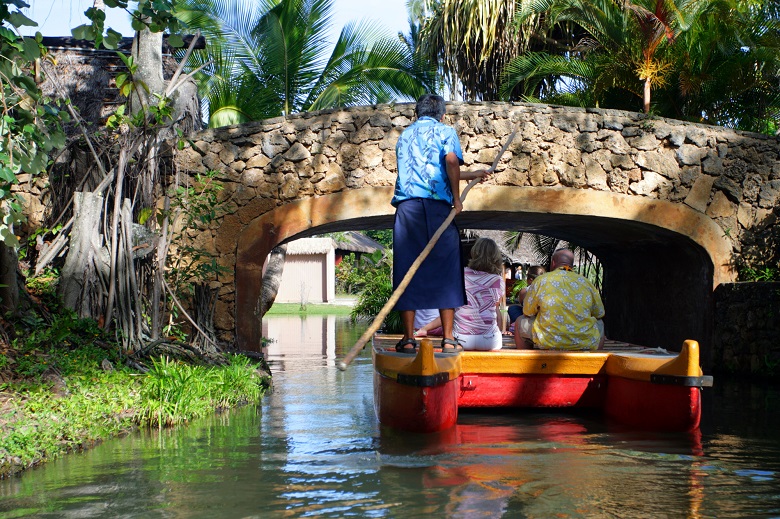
[332,231,384,254]
[284,232,385,256]
[286,238,334,255]
[463,229,541,265]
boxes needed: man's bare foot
[413,329,428,337]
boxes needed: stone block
[359,144,384,168]
[758,180,780,208]
[676,144,706,165]
[629,133,659,151]
[284,142,311,162]
[215,213,243,253]
[706,190,737,218]
[684,175,716,212]
[635,149,680,179]
[245,154,270,169]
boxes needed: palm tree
[501,0,780,132]
[416,0,545,101]
[655,0,780,132]
[502,0,689,112]
[177,0,432,127]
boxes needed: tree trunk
[644,78,651,114]
[130,27,164,116]
[259,245,287,318]
[59,192,109,320]
[0,243,19,314]
[191,283,219,353]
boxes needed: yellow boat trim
[459,350,610,375]
[373,338,461,381]
[606,340,703,382]
[373,336,704,383]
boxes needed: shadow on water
[0,314,779,518]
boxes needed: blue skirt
[393,198,466,311]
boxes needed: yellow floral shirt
[523,268,605,351]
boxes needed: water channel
[1,315,779,518]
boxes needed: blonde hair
[468,238,503,275]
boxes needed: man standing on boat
[391,94,490,353]
[516,249,605,350]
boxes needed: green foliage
[138,354,266,427]
[335,253,362,294]
[176,0,432,127]
[349,252,401,333]
[25,266,59,297]
[364,229,392,248]
[501,0,780,133]
[0,2,67,247]
[740,266,779,282]
[165,170,229,335]
[509,279,527,302]
[0,341,268,476]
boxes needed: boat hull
[458,373,607,408]
[372,337,710,433]
[372,338,462,433]
[374,371,459,433]
[605,377,702,431]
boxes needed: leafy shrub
[740,266,779,282]
[349,252,402,333]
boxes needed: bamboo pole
[338,122,519,370]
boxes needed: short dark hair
[527,265,546,280]
[416,94,446,120]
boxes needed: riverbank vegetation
[0,302,270,479]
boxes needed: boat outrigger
[372,335,713,433]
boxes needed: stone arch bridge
[174,102,780,366]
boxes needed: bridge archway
[236,185,732,364]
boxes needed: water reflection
[0,315,779,518]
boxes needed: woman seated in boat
[413,308,443,337]
[415,237,505,351]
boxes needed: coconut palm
[502,0,693,112]
[417,0,545,101]
[501,0,780,132]
[176,0,433,127]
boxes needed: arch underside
[237,186,733,368]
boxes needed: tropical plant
[0,1,68,311]
[504,231,603,292]
[417,0,544,101]
[176,0,433,127]
[501,0,780,132]
[349,251,402,333]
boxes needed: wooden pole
[338,122,519,370]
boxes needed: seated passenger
[514,249,605,351]
[413,308,442,337]
[412,237,505,350]
[507,265,546,325]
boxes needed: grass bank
[0,332,271,479]
[265,302,353,316]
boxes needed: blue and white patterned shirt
[391,116,464,207]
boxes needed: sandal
[395,338,418,354]
[441,338,463,352]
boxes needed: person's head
[468,238,503,275]
[416,94,446,121]
[526,265,546,284]
[551,249,574,270]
